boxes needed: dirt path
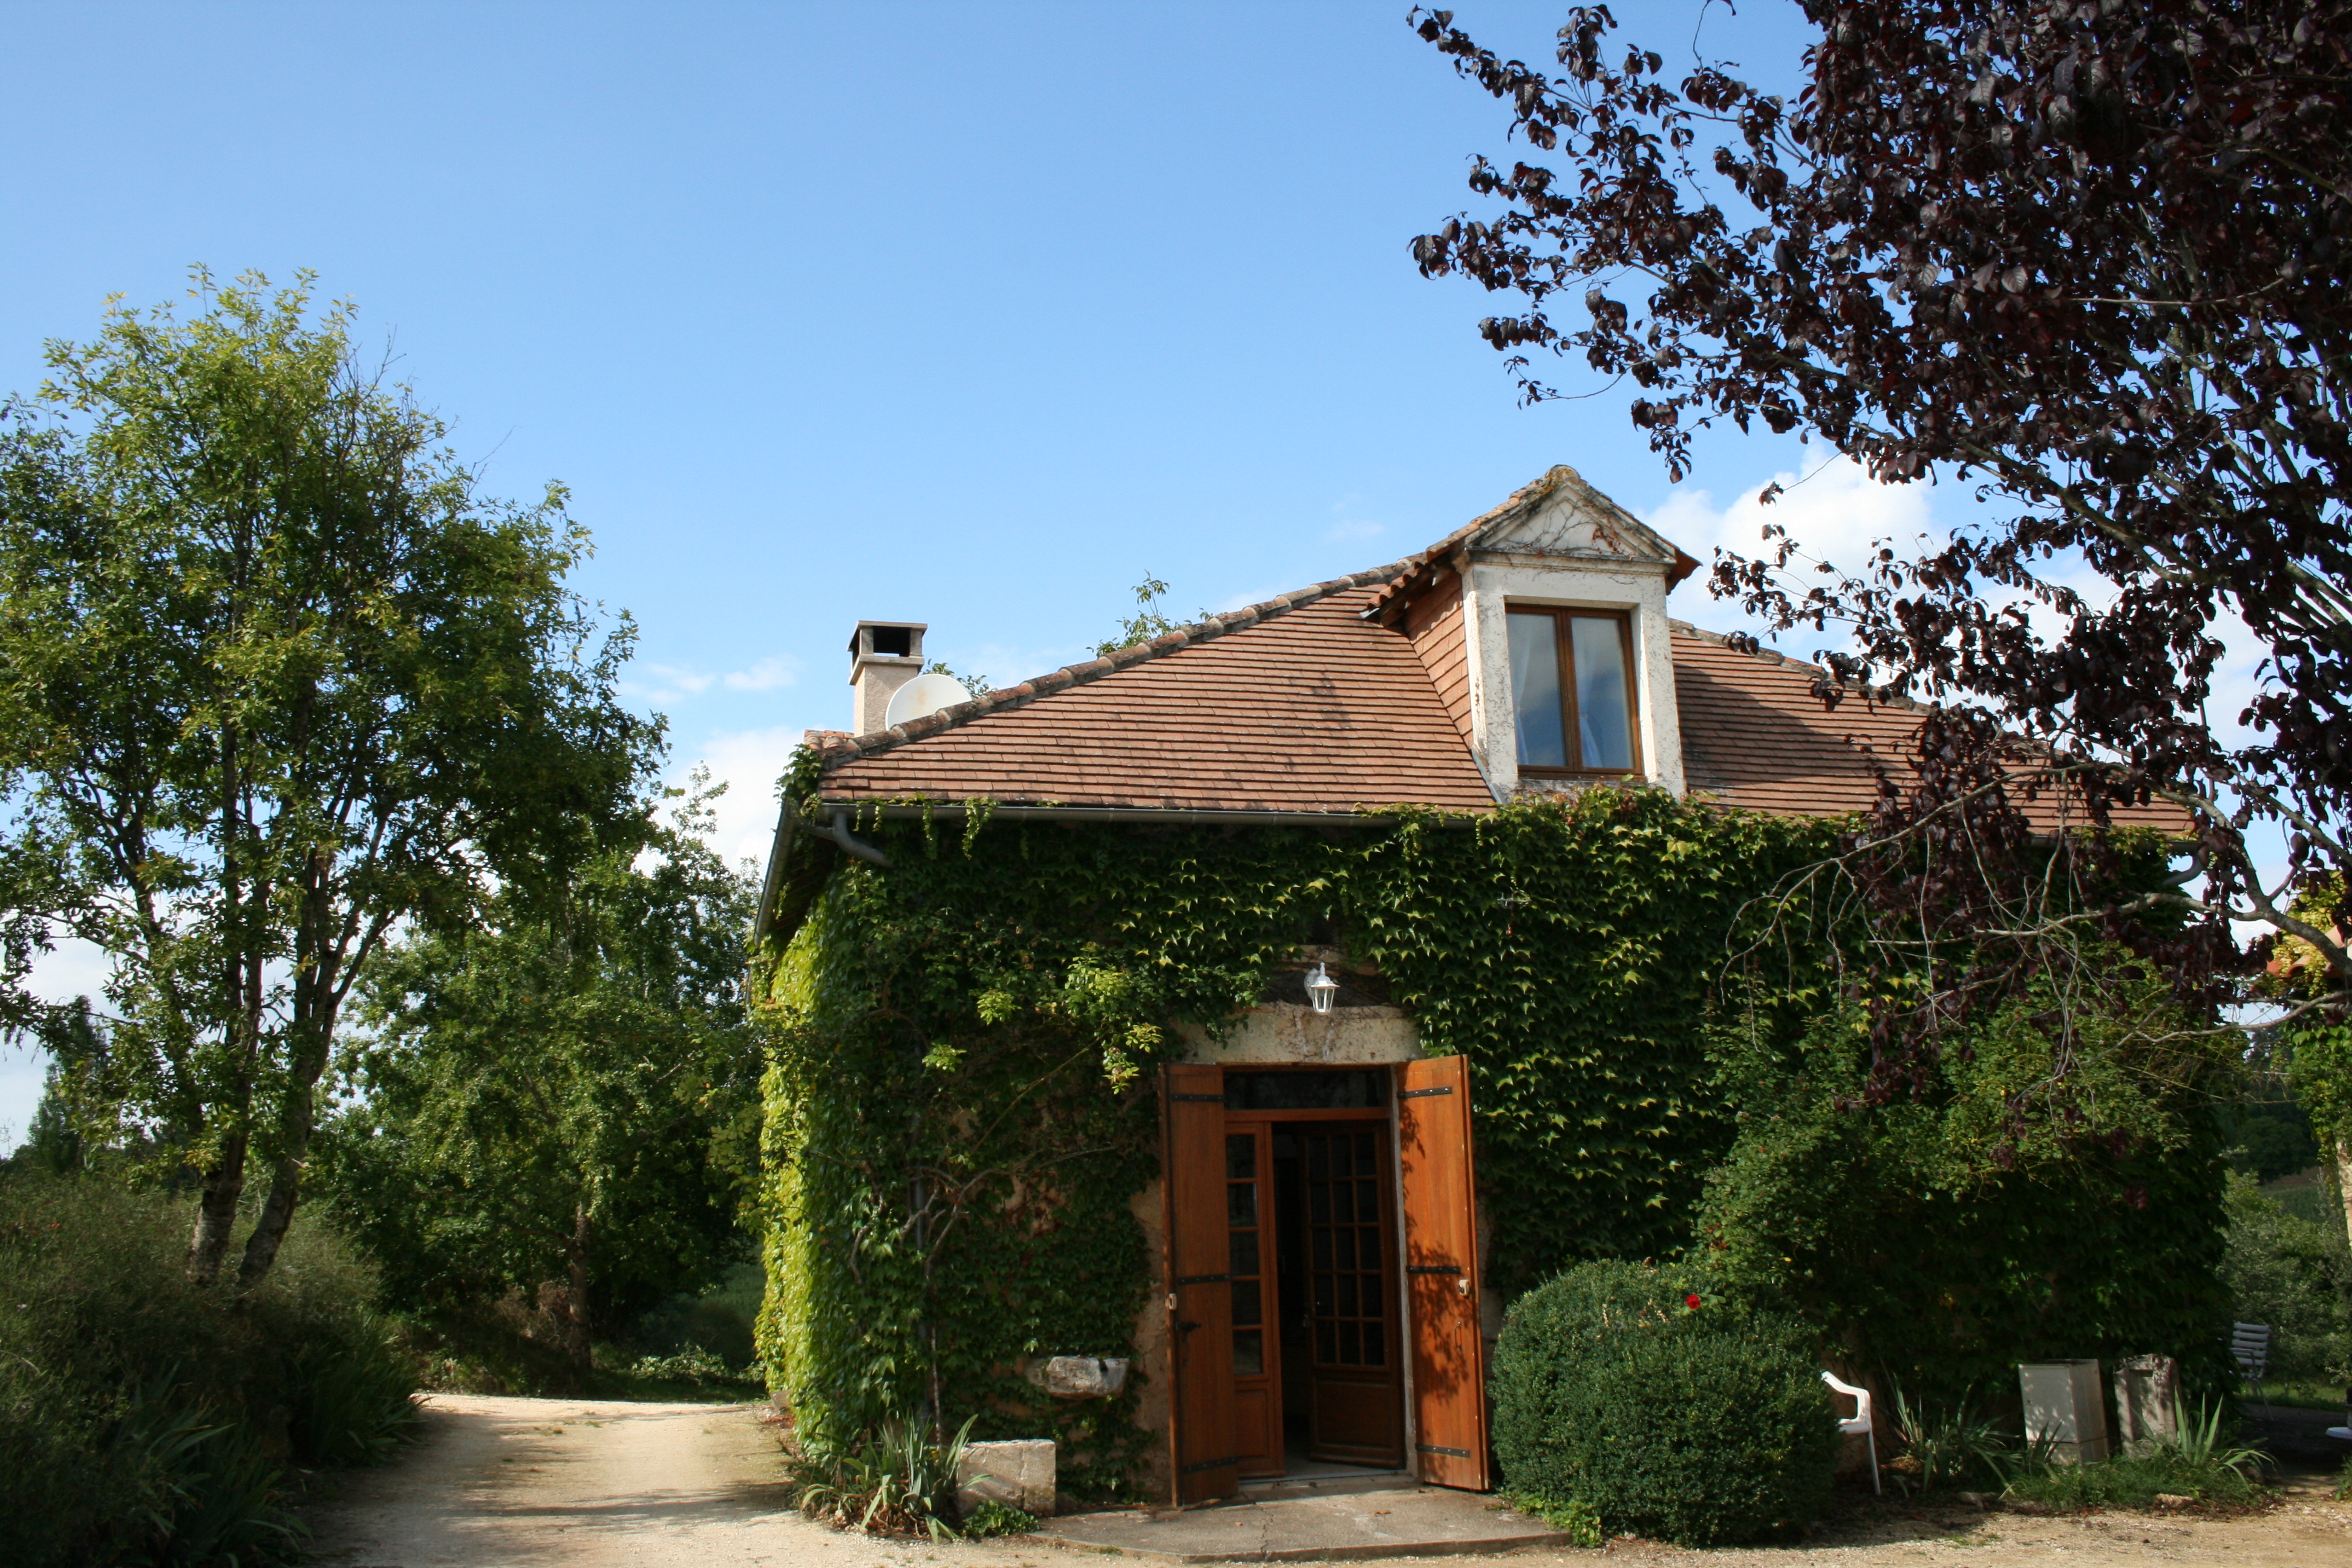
[304,1394,2351,1568]
[302,1394,1024,1568]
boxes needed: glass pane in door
[1227,1134,1265,1376]
[1302,1129,1386,1368]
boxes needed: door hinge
[1416,1443,1472,1459]
[1174,1273,1232,1286]
[1406,1264,1462,1275]
[1169,1092,1223,1102]
[1399,1085,1454,1099]
[1181,1455,1242,1475]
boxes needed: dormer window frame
[1502,601,1644,780]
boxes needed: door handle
[1455,1278,1472,1298]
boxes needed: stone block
[958,1437,1055,1518]
[2114,1354,2180,1453]
[1023,1355,1129,1399]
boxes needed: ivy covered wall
[753,785,2233,1485]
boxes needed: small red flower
[1684,1293,1702,1310]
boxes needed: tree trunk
[564,1202,594,1380]
[2336,1138,2352,1244]
[235,1154,304,1292]
[236,1077,319,1290]
[187,1132,249,1286]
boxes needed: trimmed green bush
[1492,1260,1840,1546]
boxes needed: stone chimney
[848,621,927,734]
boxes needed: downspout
[803,803,892,867]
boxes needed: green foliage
[1886,1386,2006,1494]
[759,864,1163,1480]
[1364,792,1834,1284]
[0,269,657,1290]
[1489,1260,1838,1546]
[1504,1492,1602,1547]
[959,1498,1039,1538]
[315,777,757,1385]
[1996,1398,2267,1511]
[2220,1030,2320,1182]
[1692,956,2237,1405]
[2267,877,2350,1182]
[0,1172,416,1567]
[789,1416,976,1540]
[629,1346,759,1388]
[1094,572,1213,658]
[2222,1172,2352,1386]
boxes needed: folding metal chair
[2230,1321,2272,1407]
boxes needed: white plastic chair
[1821,1370,1880,1495]
[2230,1322,2272,1406]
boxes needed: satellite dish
[884,671,973,728]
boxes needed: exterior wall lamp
[1304,963,1339,1015]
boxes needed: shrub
[0,1172,417,1567]
[789,1416,977,1540]
[1491,1260,1840,1546]
[1886,1385,2007,1494]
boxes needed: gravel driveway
[302,1394,2351,1568]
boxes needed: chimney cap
[847,620,928,658]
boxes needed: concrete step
[1033,1485,1568,1563]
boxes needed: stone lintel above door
[1174,1005,1423,1065]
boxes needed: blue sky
[0,1,2041,1138]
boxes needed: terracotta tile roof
[1673,622,2187,833]
[816,572,1496,814]
[808,468,2185,834]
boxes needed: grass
[1994,1398,2270,1512]
[2241,1376,2350,1412]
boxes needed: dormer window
[1506,606,1639,775]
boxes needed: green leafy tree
[1696,958,2237,1399]
[318,777,759,1377]
[2269,876,2352,1234]
[1094,573,1213,658]
[0,271,656,1288]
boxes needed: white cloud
[1647,456,1942,613]
[626,654,801,704]
[932,640,1096,691]
[723,656,801,693]
[1327,519,1386,543]
[674,725,805,872]
[26,934,112,1006]
[624,662,717,704]
[1649,455,1990,665]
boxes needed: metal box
[2020,1359,2110,1465]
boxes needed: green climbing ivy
[753,774,2231,1487]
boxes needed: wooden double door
[1163,1059,1489,1503]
